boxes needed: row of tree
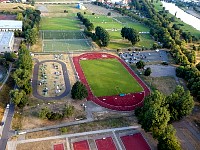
[95,26,110,47]
[10,43,33,108]
[136,86,194,149]
[77,12,94,31]
[15,8,41,46]
[121,27,140,45]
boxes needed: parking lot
[120,50,168,64]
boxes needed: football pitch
[80,59,143,97]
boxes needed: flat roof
[0,20,22,29]
[0,32,14,45]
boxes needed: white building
[0,32,14,53]
[0,20,22,31]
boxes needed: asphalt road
[0,104,15,150]
[32,60,71,100]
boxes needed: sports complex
[73,53,150,111]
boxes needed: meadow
[80,59,143,97]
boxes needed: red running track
[121,133,151,150]
[73,53,150,111]
[73,140,90,150]
[54,143,64,150]
[95,137,117,150]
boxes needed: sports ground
[40,30,93,52]
[73,53,150,111]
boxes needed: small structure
[0,20,22,31]
[76,3,86,10]
[0,32,14,53]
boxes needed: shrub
[71,81,88,100]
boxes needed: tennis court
[73,140,90,150]
[95,137,117,150]
[43,39,92,52]
[54,143,64,150]
[40,30,86,39]
[121,133,151,150]
[41,30,93,52]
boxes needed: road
[0,63,12,91]
[0,104,15,150]
[32,60,71,100]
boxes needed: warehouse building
[0,32,14,53]
[0,20,22,31]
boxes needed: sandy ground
[16,139,66,150]
[146,65,176,77]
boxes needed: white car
[6,104,10,109]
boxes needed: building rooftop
[0,20,22,29]
[0,32,14,45]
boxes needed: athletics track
[73,53,150,111]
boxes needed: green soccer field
[40,17,80,30]
[80,59,143,97]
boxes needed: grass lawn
[80,59,143,97]
[107,41,132,49]
[40,17,80,30]
[136,34,155,49]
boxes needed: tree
[120,27,140,45]
[157,125,181,150]
[63,104,75,118]
[4,52,17,62]
[138,91,170,137]
[13,69,31,88]
[107,12,111,16]
[71,81,88,100]
[136,60,145,69]
[16,13,23,21]
[39,107,50,119]
[166,86,194,121]
[95,26,110,47]
[9,89,26,106]
[196,62,200,71]
[144,67,152,76]
[25,27,37,45]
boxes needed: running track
[73,53,150,111]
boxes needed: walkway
[32,60,71,100]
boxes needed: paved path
[0,63,12,91]
[0,104,15,150]
[32,60,71,100]
[12,126,139,144]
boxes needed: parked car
[6,104,10,109]
[0,122,4,126]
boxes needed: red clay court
[73,53,150,111]
[54,143,64,150]
[0,15,16,20]
[73,140,90,150]
[121,133,151,150]
[95,137,117,150]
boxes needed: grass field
[0,3,34,13]
[80,59,143,97]
[43,40,92,52]
[40,17,80,30]
[41,30,85,39]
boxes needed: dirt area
[0,107,4,123]
[30,38,42,52]
[0,3,34,13]
[12,96,86,130]
[16,138,66,150]
[196,51,200,64]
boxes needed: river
[161,1,200,31]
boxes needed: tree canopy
[71,81,88,100]
[121,27,140,45]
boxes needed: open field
[40,17,81,30]
[80,59,143,97]
[0,3,34,13]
